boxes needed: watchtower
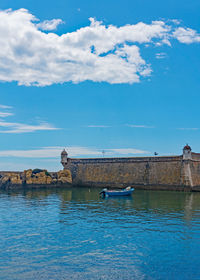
[183,144,192,160]
[61,149,68,167]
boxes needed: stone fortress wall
[61,145,200,191]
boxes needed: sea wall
[2,154,200,191]
[190,161,200,187]
[63,155,199,190]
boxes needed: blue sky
[0,0,200,171]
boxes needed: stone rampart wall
[190,161,200,186]
[66,156,186,189]
[191,152,200,161]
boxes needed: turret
[61,149,68,167]
[183,144,192,160]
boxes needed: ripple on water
[0,188,200,280]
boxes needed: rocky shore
[0,169,72,189]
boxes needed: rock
[10,174,22,184]
[35,171,46,178]
[1,176,9,184]
[46,176,53,184]
[58,177,70,184]
[0,173,22,185]
[26,178,33,185]
[24,169,32,179]
[57,169,72,184]
[33,176,47,184]
[0,168,72,188]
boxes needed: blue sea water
[0,187,200,280]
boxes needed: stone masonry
[61,145,200,191]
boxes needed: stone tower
[61,149,68,168]
[183,144,192,160]
[182,144,193,187]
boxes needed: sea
[0,187,200,280]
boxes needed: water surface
[0,187,200,280]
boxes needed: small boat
[100,186,134,197]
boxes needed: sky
[0,0,200,171]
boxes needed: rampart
[1,146,200,191]
[62,152,200,191]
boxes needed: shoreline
[1,181,200,192]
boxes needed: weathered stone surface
[0,169,72,188]
[10,174,22,184]
[1,176,9,184]
[57,169,72,184]
[65,156,200,190]
[2,152,200,191]
[24,169,32,179]
[1,173,22,185]
[46,176,53,184]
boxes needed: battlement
[60,146,200,190]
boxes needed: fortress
[61,145,200,191]
[1,145,200,191]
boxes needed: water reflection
[0,186,200,280]
[1,187,200,220]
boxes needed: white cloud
[0,104,12,109]
[126,124,154,128]
[0,104,14,118]
[107,148,149,155]
[170,19,181,25]
[0,146,149,158]
[155,52,167,59]
[37,19,64,31]
[0,121,59,133]
[0,104,59,133]
[0,9,199,86]
[86,125,111,128]
[177,128,199,131]
[67,146,103,157]
[0,112,13,118]
[173,27,200,43]
[0,147,63,158]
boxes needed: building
[61,145,200,191]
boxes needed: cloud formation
[126,124,154,128]
[0,112,13,118]
[37,19,64,31]
[0,104,12,109]
[86,125,111,128]
[0,104,13,118]
[155,52,167,59]
[0,104,59,133]
[177,128,199,131]
[173,27,200,43]
[0,146,149,158]
[0,121,59,133]
[0,9,199,86]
